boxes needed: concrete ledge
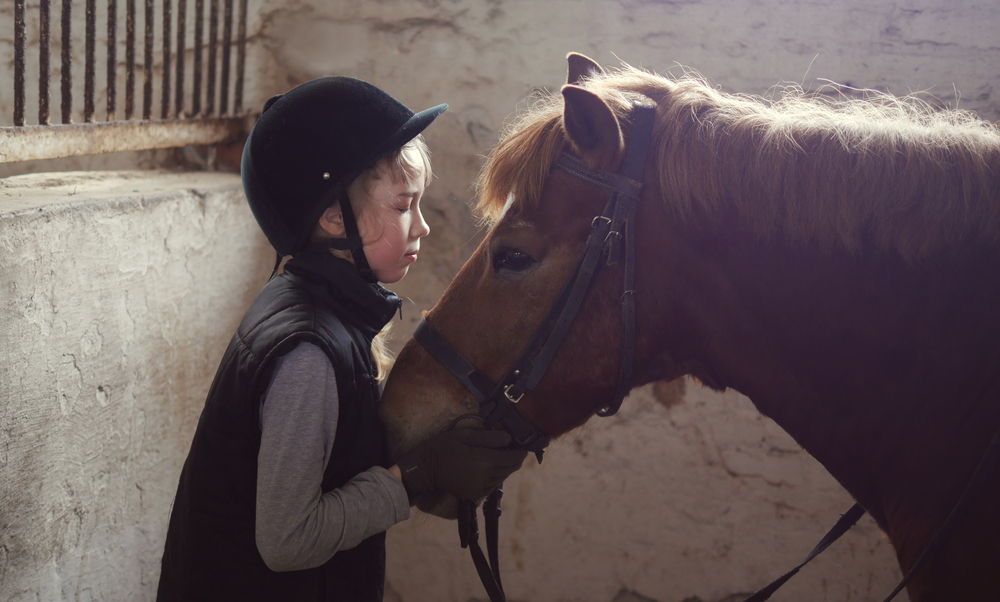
[0,171,272,601]
[0,170,246,214]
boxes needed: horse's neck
[640,223,1000,520]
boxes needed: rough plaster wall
[0,172,272,600]
[2,0,997,600]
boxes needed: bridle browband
[411,103,657,602]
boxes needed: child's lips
[405,251,419,262]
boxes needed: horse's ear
[567,53,604,85]
[561,84,623,161]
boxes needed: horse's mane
[475,65,1000,258]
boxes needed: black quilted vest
[157,251,401,602]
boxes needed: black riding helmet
[241,76,447,280]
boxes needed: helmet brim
[362,103,449,180]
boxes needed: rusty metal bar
[143,0,153,119]
[219,0,232,115]
[61,0,72,123]
[107,0,117,120]
[161,0,172,119]
[192,0,204,116]
[8,0,255,164]
[84,0,96,122]
[206,0,218,115]
[40,0,51,125]
[176,0,186,117]
[234,0,247,114]
[14,0,27,126]
[125,0,135,119]
[0,117,246,163]
[15,0,26,126]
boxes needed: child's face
[354,161,430,284]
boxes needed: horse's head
[380,54,683,517]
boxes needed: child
[156,77,527,602]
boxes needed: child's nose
[412,208,430,238]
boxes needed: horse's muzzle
[413,489,462,519]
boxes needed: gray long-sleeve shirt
[255,341,410,572]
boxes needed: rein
[746,418,1000,602]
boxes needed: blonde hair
[350,135,433,200]
[311,135,433,382]
[369,323,394,383]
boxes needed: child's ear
[318,203,346,237]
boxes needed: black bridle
[412,103,657,602]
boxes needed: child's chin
[378,267,408,284]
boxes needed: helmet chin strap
[321,186,377,283]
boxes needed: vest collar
[283,251,402,339]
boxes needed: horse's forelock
[474,96,565,225]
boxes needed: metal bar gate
[3,0,251,164]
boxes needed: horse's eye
[493,250,535,272]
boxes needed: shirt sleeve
[255,341,410,572]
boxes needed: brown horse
[380,54,1000,601]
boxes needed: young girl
[157,77,526,602]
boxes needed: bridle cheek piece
[411,103,657,602]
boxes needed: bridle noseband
[411,103,656,602]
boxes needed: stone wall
[3,0,999,600]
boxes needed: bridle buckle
[591,215,611,229]
[503,384,524,404]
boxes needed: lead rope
[458,488,508,602]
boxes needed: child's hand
[395,429,527,501]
